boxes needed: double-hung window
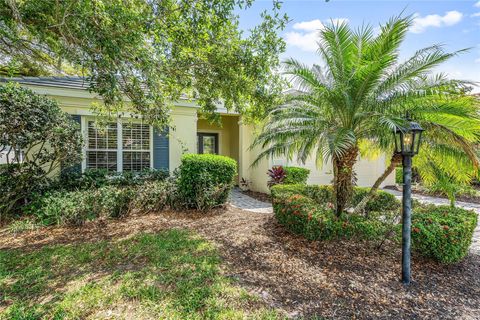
[86,121,118,172]
[122,123,151,171]
[85,120,151,172]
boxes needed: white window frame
[81,117,153,173]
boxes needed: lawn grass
[0,229,281,320]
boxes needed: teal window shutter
[153,127,169,170]
[61,115,82,175]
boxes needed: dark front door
[197,133,218,154]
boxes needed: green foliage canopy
[0,83,83,217]
[0,0,288,126]
[253,15,480,215]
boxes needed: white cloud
[292,18,349,32]
[410,11,463,33]
[471,12,480,17]
[285,31,319,52]
[475,1,480,8]
[285,18,349,52]
[292,19,324,32]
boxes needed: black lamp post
[394,116,424,285]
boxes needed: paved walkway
[383,189,480,212]
[384,189,480,255]
[229,188,273,213]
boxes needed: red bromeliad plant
[267,166,286,187]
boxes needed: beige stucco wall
[238,123,271,193]
[271,154,396,188]
[169,107,198,171]
[197,115,239,163]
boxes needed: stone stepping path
[229,188,273,213]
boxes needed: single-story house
[1,76,395,193]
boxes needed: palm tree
[353,94,480,213]
[252,15,480,216]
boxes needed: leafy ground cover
[1,207,479,319]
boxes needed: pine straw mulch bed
[1,207,479,320]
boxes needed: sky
[238,0,480,92]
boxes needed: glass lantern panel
[403,132,414,153]
[414,131,423,154]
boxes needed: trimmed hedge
[177,154,237,210]
[272,184,477,263]
[271,184,400,213]
[412,205,478,263]
[271,184,399,241]
[351,187,400,212]
[283,166,310,185]
[272,192,390,241]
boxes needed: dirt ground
[1,207,479,319]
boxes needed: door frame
[197,132,219,154]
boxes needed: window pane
[202,136,216,154]
[87,121,117,150]
[123,123,149,151]
[123,151,150,172]
[86,151,117,172]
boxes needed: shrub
[133,180,175,213]
[412,205,477,263]
[107,169,170,187]
[272,192,389,241]
[96,186,136,218]
[267,166,286,187]
[271,184,399,214]
[0,83,82,218]
[271,184,401,242]
[26,190,97,226]
[177,154,237,210]
[57,168,110,190]
[283,166,310,185]
[27,186,136,225]
[56,168,169,191]
[395,167,403,184]
[1,164,52,216]
[350,187,400,212]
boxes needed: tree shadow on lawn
[210,215,480,319]
[0,227,276,319]
[0,209,226,253]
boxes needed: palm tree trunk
[353,152,402,215]
[333,147,359,216]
